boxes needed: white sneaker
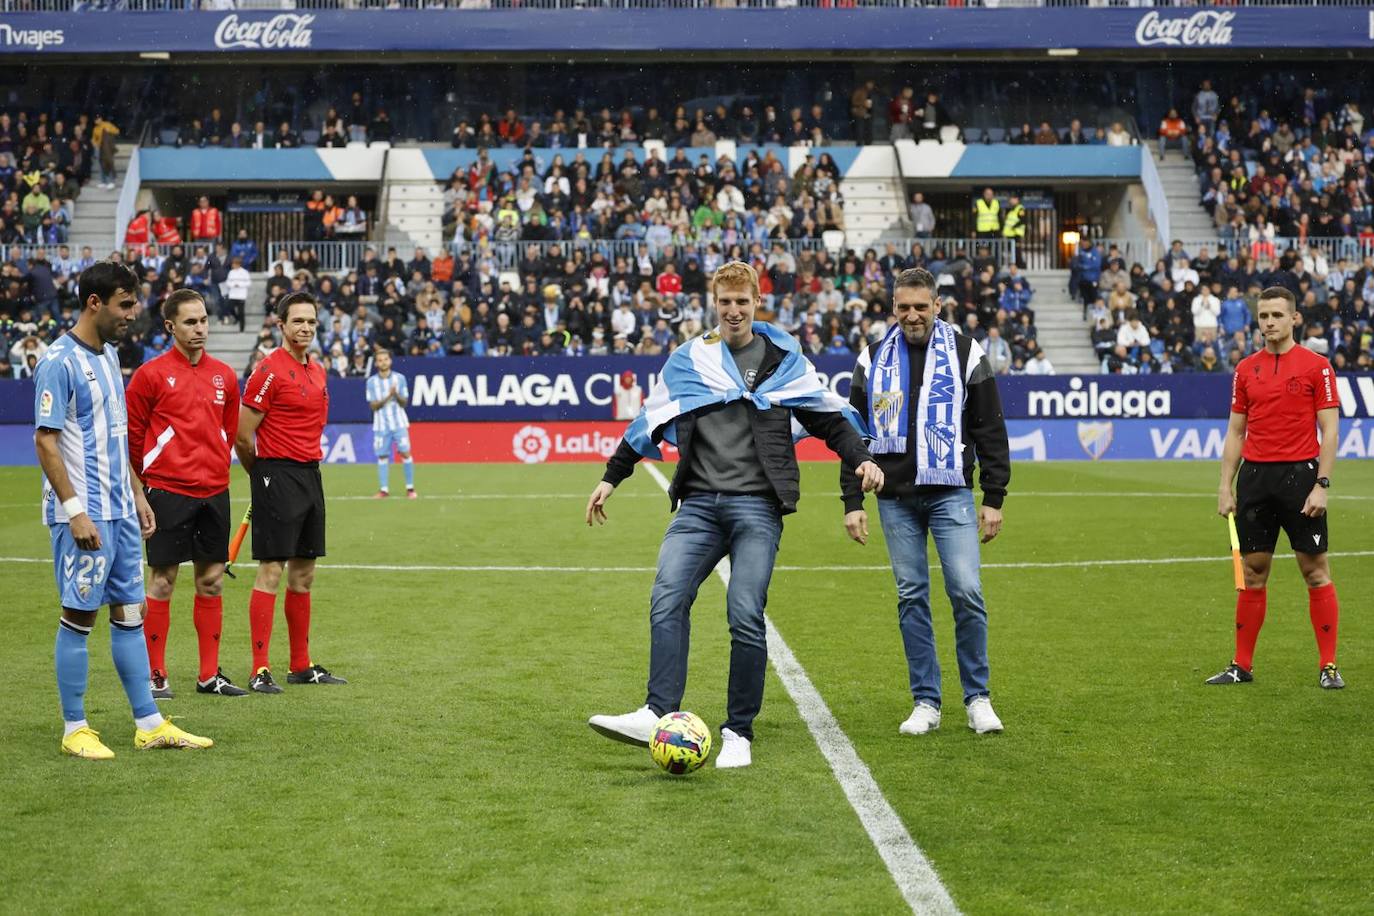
[587,705,659,747]
[898,703,941,736]
[715,727,752,768]
[966,696,1004,734]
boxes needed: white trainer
[715,727,752,768]
[966,696,1004,734]
[898,703,941,736]
[588,705,659,747]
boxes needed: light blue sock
[110,620,158,720]
[378,459,390,492]
[403,458,414,489]
[55,620,91,723]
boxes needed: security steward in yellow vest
[974,187,1001,240]
[1001,193,1026,267]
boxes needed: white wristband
[62,496,86,519]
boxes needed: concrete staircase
[67,145,134,256]
[1155,155,1217,242]
[211,274,269,376]
[380,149,443,253]
[1023,269,1100,375]
[839,175,908,249]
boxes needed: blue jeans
[645,494,782,742]
[877,489,990,708]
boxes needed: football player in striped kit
[366,347,417,499]
[34,261,214,759]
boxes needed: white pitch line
[639,463,958,916]
[2,550,1372,575]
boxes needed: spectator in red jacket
[888,86,915,142]
[1158,108,1189,160]
[190,196,222,243]
[125,209,150,247]
[498,109,526,147]
[655,262,683,299]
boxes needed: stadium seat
[158,128,180,146]
[822,229,846,257]
[984,127,1006,143]
[940,125,961,143]
[714,139,737,164]
[302,129,321,144]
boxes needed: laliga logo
[214,14,315,51]
[512,425,552,464]
[1135,11,1235,47]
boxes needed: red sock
[144,596,171,675]
[193,594,223,684]
[1308,583,1339,668]
[1234,588,1266,672]
[284,589,312,673]
[249,588,276,673]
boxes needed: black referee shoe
[287,664,348,685]
[1205,662,1254,685]
[250,667,284,694]
[197,669,249,697]
[150,670,174,700]
[1319,664,1346,690]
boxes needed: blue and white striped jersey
[34,333,135,524]
[366,371,411,433]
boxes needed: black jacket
[842,331,1010,512]
[602,335,872,515]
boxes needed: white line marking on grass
[639,463,959,915]
[2,551,1372,575]
[328,492,659,502]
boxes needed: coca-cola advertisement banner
[0,9,1371,54]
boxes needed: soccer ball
[649,711,712,775]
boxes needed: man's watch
[1316,477,1331,489]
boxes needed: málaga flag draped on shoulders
[622,322,866,460]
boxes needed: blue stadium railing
[51,0,1374,12]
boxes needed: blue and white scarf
[623,322,864,460]
[865,319,965,487]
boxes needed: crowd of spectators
[1072,237,1373,374]
[442,146,847,250]
[0,109,118,250]
[231,235,1051,377]
[1167,81,1374,249]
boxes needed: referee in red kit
[235,291,346,693]
[1211,286,1344,689]
[127,289,247,697]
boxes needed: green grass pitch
[0,460,1369,913]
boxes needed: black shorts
[251,459,326,561]
[1235,459,1328,556]
[144,487,232,568]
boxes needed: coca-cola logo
[214,14,314,51]
[1134,11,1235,47]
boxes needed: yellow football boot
[61,726,115,760]
[134,719,214,750]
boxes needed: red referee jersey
[126,347,240,498]
[1231,344,1340,463]
[243,347,329,462]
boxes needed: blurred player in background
[366,347,416,499]
[34,261,213,758]
[127,288,246,698]
[1211,287,1344,689]
[236,291,347,693]
[613,369,642,421]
